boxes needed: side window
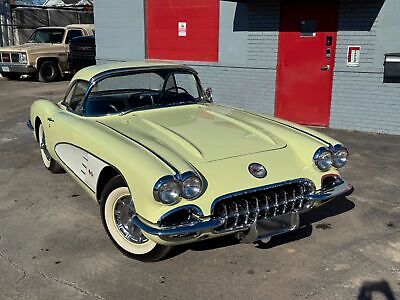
[64,81,88,115]
[174,73,200,98]
[65,29,83,44]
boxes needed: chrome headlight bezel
[153,172,205,205]
[332,144,349,168]
[181,172,204,200]
[153,175,181,205]
[313,147,333,171]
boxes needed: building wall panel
[331,0,400,134]
[147,0,219,62]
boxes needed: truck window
[27,29,65,44]
[66,30,84,44]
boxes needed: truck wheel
[1,72,20,80]
[38,60,60,82]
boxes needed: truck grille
[70,44,96,60]
[0,52,20,63]
[212,179,314,233]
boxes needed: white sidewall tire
[104,187,157,255]
[38,124,51,168]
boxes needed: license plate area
[257,213,299,234]
[240,213,300,243]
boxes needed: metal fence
[0,2,93,46]
[0,0,13,47]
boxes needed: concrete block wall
[191,65,277,114]
[94,0,145,62]
[189,0,280,115]
[331,0,400,134]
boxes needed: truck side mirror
[205,87,213,102]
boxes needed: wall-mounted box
[383,53,400,83]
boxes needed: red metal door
[146,0,219,62]
[275,0,339,126]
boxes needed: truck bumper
[0,63,36,74]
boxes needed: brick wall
[330,0,400,134]
[188,0,280,115]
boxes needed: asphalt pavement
[0,77,399,300]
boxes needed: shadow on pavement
[165,196,355,259]
[358,280,397,300]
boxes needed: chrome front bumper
[0,63,36,74]
[134,178,353,244]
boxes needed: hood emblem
[248,163,267,179]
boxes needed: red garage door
[146,0,219,62]
[275,0,339,127]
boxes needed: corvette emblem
[248,163,267,178]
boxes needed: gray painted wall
[94,0,145,62]
[331,0,400,134]
[190,0,280,115]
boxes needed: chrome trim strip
[305,179,353,202]
[132,215,223,237]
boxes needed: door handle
[47,117,55,122]
[321,65,330,71]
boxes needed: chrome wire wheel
[113,195,148,244]
[104,186,157,255]
[38,124,51,168]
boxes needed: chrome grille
[10,53,19,63]
[0,52,20,63]
[1,52,11,63]
[212,179,314,233]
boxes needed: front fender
[30,99,61,142]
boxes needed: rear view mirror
[205,87,213,102]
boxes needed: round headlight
[19,53,27,64]
[182,176,202,199]
[154,176,181,205]
[333,145,348,168]
[313,147,333,171]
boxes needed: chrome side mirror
[205,87,213,102]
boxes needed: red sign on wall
[146,0,219,62]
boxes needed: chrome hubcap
[114,196,148,244]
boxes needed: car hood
[99,104,287,164]
[0,43,54,52]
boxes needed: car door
[50,80,107,193]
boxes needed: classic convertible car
[29,61,353,261]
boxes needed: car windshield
[27,29,65,44]
[85,69,203,117]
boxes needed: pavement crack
[0,249,28,287]
[36,270,105,300]
[0,249,104,300]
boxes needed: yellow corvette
[29,61,353,261]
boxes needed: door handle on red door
[321,65,330,71]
